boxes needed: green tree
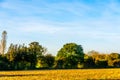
[36,54,55,69]
[56,43,84,68]
[95,60,108,68]
[0,55,9,70]
[84,54,95,68]
[36,55,48,69]
[6,42,47,70]
[54,57,65,69]
[6,44,30,69]
[28,42,47,69]
[44,54,55,68]
[6,44,15,62]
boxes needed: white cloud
[19,23,64,34]
[1,0,120,53]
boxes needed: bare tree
[0,31,7,54]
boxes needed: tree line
[0,42,120,70]
[0,42,83,70]
[0,31,120,70]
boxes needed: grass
[0,68,120,80]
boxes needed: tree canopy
[56,43,84,68]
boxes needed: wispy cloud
[1,0,120,53]
[18,22,64,34]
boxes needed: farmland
[0,69,120,80]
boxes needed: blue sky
[0,0,120,55]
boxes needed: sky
[0,0,120,55]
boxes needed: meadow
[0,69,120,80]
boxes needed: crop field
[0,69,120,80]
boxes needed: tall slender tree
[0,31,7,54]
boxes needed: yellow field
[0,69,120,80]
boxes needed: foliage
[1,41,120,70]
[95,60,108,68]
[84,54,95,68]
[0,31,120,70]
[44,54,55,68]
[56,43,84,69]
[113,59,120,67]
[5,42,47,70]
[0,55,9,70]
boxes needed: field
[0,69,120,80]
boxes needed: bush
[95,60,108,68]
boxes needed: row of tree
[0,41,120,70]
[84,50,120,68]
[0,42,84,70]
